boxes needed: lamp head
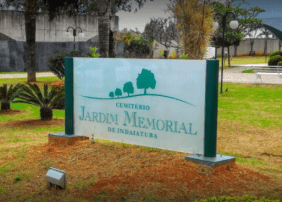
[213,21,219,30]
[230,20,239,30]
[65,31,71,38]
[78,32,84,38]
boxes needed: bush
[268,55,282,66]
[51,80,65,110]
[278,61,282,66]
[48,50,83,79]
[87,46,100,58]
[270,50,282,57]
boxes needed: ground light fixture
[213,12,239,93]
[46,167,66,189]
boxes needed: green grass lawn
[218,83,282,129]
[217,56,270,69]
[242,69,254,73]
[0,71,51,74]
[0,76,59,86]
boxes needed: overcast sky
[115,0,171,33]
[116,0,282,33]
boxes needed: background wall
[152,38,281,58]
[0,10,119,42]
[216,38,281,57]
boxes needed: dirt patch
[1,118,64,128]
[0,109,22,115]
[1,139,281,202]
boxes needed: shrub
[48,50,83,79]
[87,46,100,58]
[51,79,65,110]
[14,84,65,120]
[181,54,188,59]
[270,50,282,57]
[268,55,282,66]
[278,61,282,66]
[0,83,22,110]
[168,51,178,59]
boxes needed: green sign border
[204,60,219,157]
[65,57,74,135]
[65,58,219,157]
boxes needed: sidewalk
[219,64,282,85]
[0,65,281,85]
[0,72,55,79]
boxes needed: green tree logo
[136,69,156,94]
[115,88,122,97]
[123,82,134,96]
[109,92,114,98]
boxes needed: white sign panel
[73,58,207,155]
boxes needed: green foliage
[129,35,152,54]
[137,69,156,94]
[268,55,282,66]
[87,46,100,58]
[14,176,21,182]
[181,54,188,59]
[48,50,83,79]
[168,51,177,59]
[278,61,282,66]
[242,69,254,73]
[270,50,282,57]
[210,1,265,48]
[0,83,22,110]
[195,195,279,202]
[160,50,164,56]
[123,82,134,96]
[114,31,153,55]
[13,84,65,120]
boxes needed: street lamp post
[213,12,239,93]
[65,27,84,50]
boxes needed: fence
[216,38,281,57]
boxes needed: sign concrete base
[48,132,89,146]
[185,154,236,172]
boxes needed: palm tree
[13,83,65,120]
[0,84,22,110]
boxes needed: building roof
[261,23,282,44]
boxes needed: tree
[144,0,215,59]
[170,0,215,59]
[123,82,134,96]
[144,17,181,58]
[115,88,122,97]
[0,0,87,82]
[0,0,155,82]
[136,69,156,95]
[109,92,114,98]
[42,0,155,58]
[210,1,265,65]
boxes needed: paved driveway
[0,64,281,85]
